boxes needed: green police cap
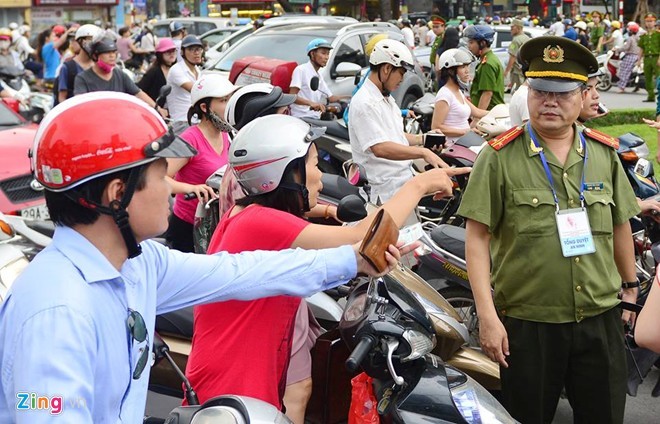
[521,36,598,92]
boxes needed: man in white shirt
[289,38,344,119]
[400,20,415,48]
[549,17,565,37]
[166,34,203,124]
[349,39,447,203]
[169,21,186,62]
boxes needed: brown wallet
[358,209,399,273]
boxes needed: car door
[323,34,367,98]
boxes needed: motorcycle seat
[430,224,466,261]
[302,117,349,140]
[156,306,194,340]
[320,173,360,200]
[411,92,436,116]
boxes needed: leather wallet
[359,209,399,273]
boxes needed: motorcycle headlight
[0,256,29,302]
[401,329,435,362]
[450,373,517,424]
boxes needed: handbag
[358,209,399,273]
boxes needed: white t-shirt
[611,29,624,50]
[140,33,157,53]
[401,27,415,48]
[348,78,413,203]
[166,60,198,122]
[549,22,565,37]
[290,61,332,119]
[509,83,529,127]
[434,86,471,144]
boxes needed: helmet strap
[377,65,392,97]
[63,167,143,258]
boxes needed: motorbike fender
[445,347,501,391]
[306,291,344,323]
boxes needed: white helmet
[18,25,30,36]
[75,24,102,40]
[437,48,474,69]
[8,22,17,30]
[230,115,324,204]
[190,72,238,106]
[224,83,296,130]
[369,39,414,70]
[575,21,587,31]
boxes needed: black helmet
[90,36,117,55]
[181,34,203,49]
[224,83,296,131]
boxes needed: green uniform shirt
[508,33,531,72]
[470,50,505,110]
[590,24,605,47]
[638,30,660,57]
[457,125,639,323]
[429,34,443,66]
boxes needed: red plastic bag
[348,372,380,424]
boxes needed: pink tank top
[173,126,230,223]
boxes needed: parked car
[207,21,426,107]
[202,25,254,66]
[152,17,250,38]
[0,100,46,219]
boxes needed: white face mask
[0,40,10,50]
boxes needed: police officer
[459,36,639,424]
[637,13,660,102]
[464,25,504,110]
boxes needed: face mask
[207,110,234,133]
[458,76,471,92]
[97,58,115,74]
[0,40,10,50]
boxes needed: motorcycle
[338,275,516,423]
[596,50,644,92]
[0,65,52,123]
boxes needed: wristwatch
[621,280,640,289]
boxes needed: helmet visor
[144,130,198,158]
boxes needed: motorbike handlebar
[346,336,376,372]
[183,192,197,200]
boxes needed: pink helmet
[156,37,176,53]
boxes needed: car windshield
[214,33,334,72]
[203,29,238,47]
[0,103,23,127]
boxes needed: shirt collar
[525,123,583,160]
[363,77,390,103]
[52,226,123,284]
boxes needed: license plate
[20,204,50,220]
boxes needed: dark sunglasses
[126,309,150,380]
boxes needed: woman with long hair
[185,114,469,423]
[137,38,177,102]
[431,48,488,144]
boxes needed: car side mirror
[335,62,362,77]
[310,76,319,91]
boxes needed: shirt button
[578,308,584,313]
[576,285,582,292]
[532,198,539,204]
[563,172,569,179]
[340,275,346,280]
[574,257,580,263]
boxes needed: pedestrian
[0,92,404,423]
[459,36,639,424]
[615,22,641,93]
[428,15,446,70]
[503,18,530,92]
[464,25,505,110]
[637,13,660,102]
[590,11,606,52]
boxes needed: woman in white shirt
[431,48,488,144]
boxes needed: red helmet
[33,92,197,192]
[627,22,640,34]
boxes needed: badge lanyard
[527,122,588,211]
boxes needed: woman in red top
[185,114,468,423]
[165,73,238,252]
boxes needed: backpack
[52,60,79,107]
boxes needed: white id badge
[555,208,596,257]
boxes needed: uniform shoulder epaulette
[488,126,524,151]
[582,127,619,149]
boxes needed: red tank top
[185,205,309,408]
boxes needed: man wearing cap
[428,16,446,69]
[289,38,344,119]
[55,24,101,106]
[503,19,530,92]
[169,20,187,62]
[637,13,660,102]
[459,36,638,423]
[166,34,203,126]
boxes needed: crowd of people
[3,8,660,424]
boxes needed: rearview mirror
[336,195,368,223]
[335,62,362,77]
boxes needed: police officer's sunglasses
[127,308,151,380]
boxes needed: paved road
[146,368,660,422]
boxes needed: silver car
[207,21,426,107]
